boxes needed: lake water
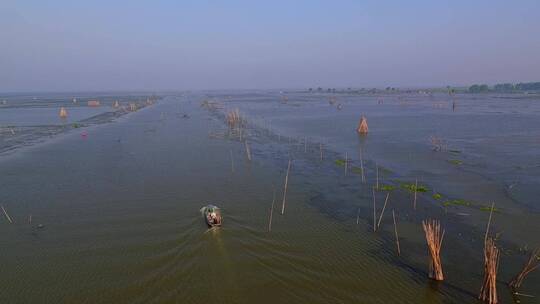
[0,91,539,303]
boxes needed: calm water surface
[0,92,539,303]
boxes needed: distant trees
[469,81,540,93]
[468,84,489,93]
[493,83,514,92]
[515,82,540,91]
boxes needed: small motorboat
[202,205,222,227]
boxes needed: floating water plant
[334,159,346,166]
[480,206,500,213]
[442,199,471,207]
[400,182,428,193]
[432,193,442,200]
[448,159,463,165]
[351,166,363,174]
[422,219,445,281]
[378,184,395,191]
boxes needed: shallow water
[0,92,539,303]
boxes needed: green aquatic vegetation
[432,193,442,200]
[479,206,500,213]
[378,184,395,191]
[448,159,463,165]
[448,149,462,154]
[351,166,363,174]
[334,159,345,166]
[442,199,471,207]
[379,166,393,175]
[400,183,429,193]
[72,123,81,128]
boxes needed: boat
[202,205,222,227]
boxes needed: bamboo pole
[376,162,379,190]
[230,149,234,173]
[245,141,252,161]
[377,192,390,228]
[392,210,401,256]
[344,152,348,176]
[28,214,32,225]
[372,187,377,232]
[268,188,276,232]
[413,178,418,210]
[484,202,495,244]
[359,148,365,183]
[1,205,13,224]
[281,159,292,215]
[320,143,323,161]
[356,207,360,225]
[304,136,307,153]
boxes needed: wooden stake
[304,136,307,153]
[392,210,401,256]
[356,207,360,225]
[230,149,234,173]
[376,163,379,190]
[245,141,252,161]
[413,178,418,210]
[344,152,348,176]
[319,143,323,161]
[28,214,32,225]
[484,202,495,244]
[372,187,377,232]
[281,159,292,215]
[268,188,276,232]
[377,192,390,228]
[359,148,365,183]
[1,205,13,224]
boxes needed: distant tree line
[469,82,540,93]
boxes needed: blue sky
[1,0,539,92]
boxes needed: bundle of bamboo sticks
[508,248,539,289]
[479,237,500,304]
[226,109,242,127]
[422,219,445,281]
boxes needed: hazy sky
[1,0,539,92]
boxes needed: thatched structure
[59,107,68,118]
[479,238,500,304]
[357,116,368,134]
[422,219,445,281]
[87,100,100,107]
